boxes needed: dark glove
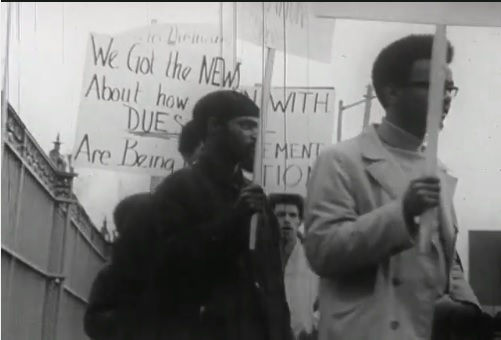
[433,295,491,339]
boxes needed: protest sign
[240,86,335,196]
[232,2,335,63]
[72,29,240,176]
[312,2,501,27]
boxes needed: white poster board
[234,2,335,62]
[73,27,239,176]
[312,2,501,27]
[241,86,336,196]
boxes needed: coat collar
[284,241,308,274]
[377,118,423,152]
[360,125,409,200]
[360,125,458,202]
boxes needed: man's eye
[240,122,255,130]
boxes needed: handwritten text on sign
[241,86,335,196]
[116,23,222,49]
[73,31,239,176]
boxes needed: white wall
[2,2,500,277]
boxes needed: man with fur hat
[148,90,292,340]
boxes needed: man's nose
[250,126,258,142]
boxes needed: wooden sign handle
[418,25,447,254]
[1,2,13,161]
[249,47,276,250]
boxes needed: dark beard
[240,156,254,173]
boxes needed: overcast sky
[2,2,500,276]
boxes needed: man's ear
[207,116,222,136]
[382,85,400,107]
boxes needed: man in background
[305,34,482,340]
[150,120,203,192]
[178,119,203,166]
[84,193,152,340]
[270,193,319,340]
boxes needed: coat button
[390,321,400,330]
[392,278,402,286]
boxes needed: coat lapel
[284,241,301,276]
[360,126,458,256]
[437,165,459,269]
[361,127,408,201]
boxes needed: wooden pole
[232,2,237,70]
[362,84,374,128]
[2,2,13,161]
[418,25,448,254]
[249,47,276,250]
[219,2,225,86]
[337,100,344,142]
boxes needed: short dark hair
[372,34,454,108]
[192,90,259,140]
[269,193,304,220]
[178,120,201,158]
[113,193,151,234]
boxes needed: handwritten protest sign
[240,86,335,196]
[73,29,240,176]
[232,2,335,63]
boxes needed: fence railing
[2,103,110,340]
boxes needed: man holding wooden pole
[304,34,482,340]
[148,90,291,340]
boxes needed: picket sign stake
[418,24,447,254]
[1,2,13,161]
[219,2,225,86]
[249,47,276,251]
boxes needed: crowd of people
[84,35,499,340]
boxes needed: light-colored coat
[284,241,319,337]
[304,126,479,340]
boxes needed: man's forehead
[231,116,259,123]
[410,59,453,83]
[274,203,300,212]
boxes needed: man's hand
[403,176,441,222]
[234,184,267,215]
[432,295,490,339]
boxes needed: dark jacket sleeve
[432,253,488,339]
[111,215,152,284]
[152,171,249,274]
[83,266,118,340]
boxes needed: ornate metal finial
[49,133,67,171]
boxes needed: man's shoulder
[153,167,200,198]
[316,133,365,166]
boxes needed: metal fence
[2,104,110,340]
